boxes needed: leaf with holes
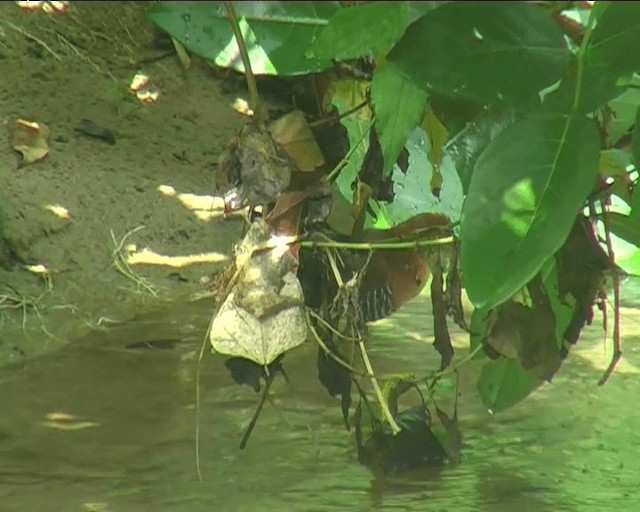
[371,62,428,175]
[461,114,600,309]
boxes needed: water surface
[0,290,638,512]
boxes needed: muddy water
[0,290,638,512]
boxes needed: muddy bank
[0,3,245,363]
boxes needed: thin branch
[358,336,400,435]
[324,119,374,182]
[223,2,260,118]
[598,202,622,385]
[5,21,61,61]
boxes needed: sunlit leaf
[331,94,371,206]
[617,248,640,277]
[477,358,541,413]
[373,128,463,229]
[387,2,570,105]
[310,2,409,61]
[147,2,339,76]
[607,212,640,248]
[371,63,428,174]
[461,114,600,309]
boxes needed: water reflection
[0,294,638,512]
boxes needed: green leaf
[588,3,640,76]
[606,89,640,145]
[407,2,438,24]
[469,307,490,360]
[477,359,541,412]
[461,114,600,309]
[372,128,464,228]
[617,248,640,277]
[147,2,339,76]
[330,95,370,221]
[387,2,570,105]
[539,257,575,349]
[310,2,409,61]
[633,106,640,169]
[371,63,428,174]
[607,212,640,247]
[543,60,624,115]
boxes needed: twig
[4,21,61,61]
[424,342,485,387]
[223,1,261,119]
[358,335,401,435]
[307,311,363,376]
[307,308,361,343]
[308,98,370,129]
[324,119,374,182]
[598,202,622,386]
[110,226,159,297]
[300,236,455,251]
[195,306,217,483]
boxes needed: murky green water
[0,287,638,512]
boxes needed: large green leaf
[309,2,409,61]
[588,2,640,76]
[387,2,570,105]
[147,2,339,76]
[607,212,640,248]
[542,58,624,115]
[371,63,428,174]
[461,114,600,309]
[477,358,541,413]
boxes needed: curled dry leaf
[268,110,325,172]
[217,123,296,211]
[8,118,51,166]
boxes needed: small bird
[298,213,451,323]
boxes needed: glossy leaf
[477,358,541,413]
[542,60,624,115]
[387,2,570,105]
[469,307,490,361]
[371,63,428,174]
[310,2,409,61]
[588,2,640,76]
[461,114,600,309]
[407,2,437,24]
[607,212,640,248]
[147,2,339,76]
